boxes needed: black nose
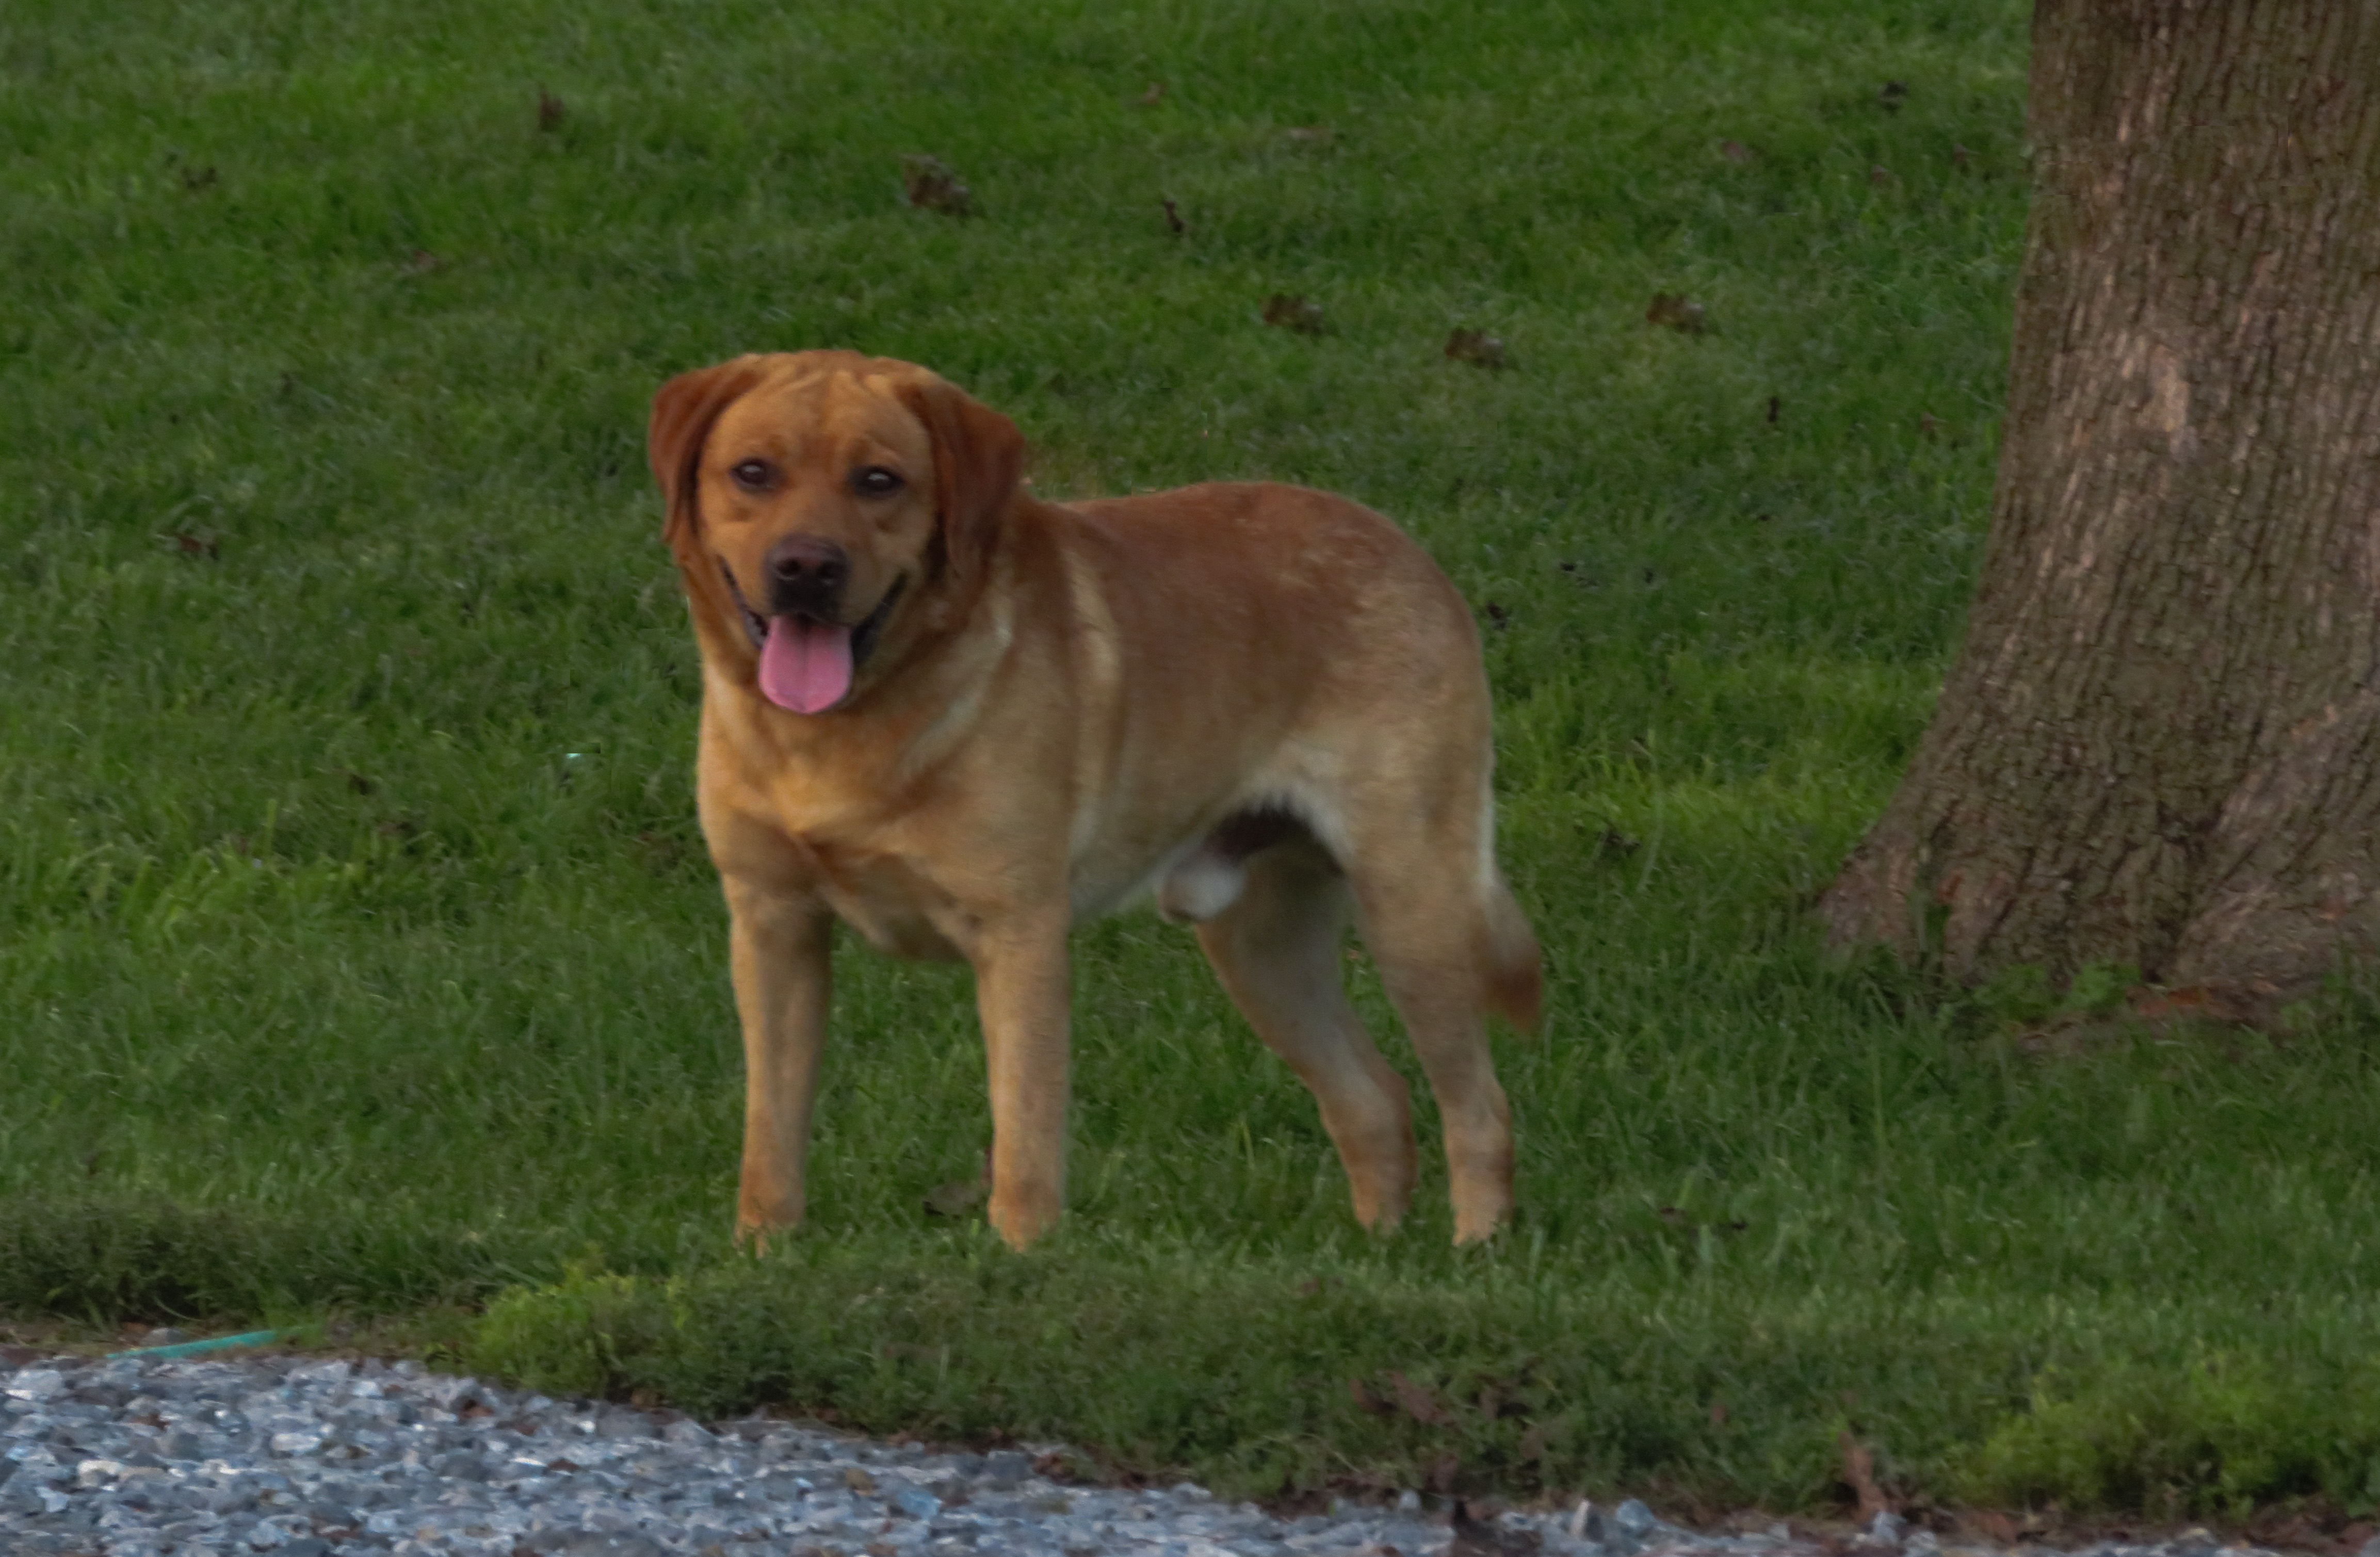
[765,536,850,619]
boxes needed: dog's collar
[718,561,904,671]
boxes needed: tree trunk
[1821,1,2380,1022]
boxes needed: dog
[647,350,1540,1250]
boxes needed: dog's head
[647,350,1025,713]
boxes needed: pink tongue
[758,615,854,713]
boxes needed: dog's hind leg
[1195,839,1418,1232]
[1342,806,1530,1245]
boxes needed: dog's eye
[728,459,778,492]
[852,466,904,497]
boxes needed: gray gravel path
[1,1352,2350,1557]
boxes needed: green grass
[8,0,2380,1522]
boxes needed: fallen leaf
[1444,328,1509,369]
[537,88,565,132]
[1838,1431,1890,1523]
[1136,81,1164,106]
[158,530,220,559]
[1386,1371,1453,1426]
[1879,80,1908,110]
[1720,139,1755,163]
[900,154,974,216]
[1450,1498,1542,1556]
[1031,1450,1082,1481]
[1161,196,1188,236]
[1645,293,1707,333]
[1262,294,1326,335]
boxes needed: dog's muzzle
[720,562,904,670]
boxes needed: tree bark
[1821,1,2380,1021]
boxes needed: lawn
[6,0,2380,1524]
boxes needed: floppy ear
[896,375,1026,581]
[649,355,771,556]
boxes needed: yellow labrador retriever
[648,350,1540,1250]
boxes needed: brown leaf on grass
[1838,1431,1890,1523]
[1136,81,1165,107]
[1161,197,1188,236]
[1444,329,1509,370]
[158,530,220,559]
[1720,139,1755,163]
[1386,1371,1453,1426]
[1262,294,1326,335]
[1284,125,1337,147]
[1645,293,1707,333]
[900,154,974,216]
[537,88,565,132]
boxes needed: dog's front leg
[722,873,833,1244]
[970,914,1072,1249]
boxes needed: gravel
[1,1352,2343,1557]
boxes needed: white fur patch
[1155,850,1248,925]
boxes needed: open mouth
[719,562,904,712]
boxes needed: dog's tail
[1481,873,1543,1035]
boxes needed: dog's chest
[802,842,970,962]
